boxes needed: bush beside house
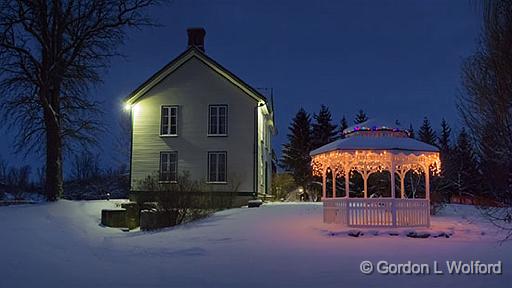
[100,172,238,230]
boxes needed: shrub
[271,173,297,201]
[132,172,235,228]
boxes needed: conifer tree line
[280,106,481,201]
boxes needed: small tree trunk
[45,114,63,201]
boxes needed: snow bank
[0,201,510,288]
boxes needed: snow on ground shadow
[0,200,510,288]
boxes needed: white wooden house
[124,28,275,202]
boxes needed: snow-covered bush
[132,171,236,227]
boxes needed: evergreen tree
[436,118,456,198]
[281,108,313,189]
[418,117,436,145]
[311,105,337,149]
[438,118,452,153]
[354,109,368,124]
[338,116,348,139]
[479,124,508,197]
[408,124,415,139]
[452,128,481,197]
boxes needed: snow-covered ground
[1,200,510,288]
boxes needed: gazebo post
[399,170,406,199]
[345,169,350,198]
[400,176,405,199]
[425,167,430,201]
[390,159,397,227]
[322,169,327,199]
[362,170,368,198]
[390,163,396,198]
[332,171,336,198]
[425,166,431,227]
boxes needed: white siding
[130,57,259,193]
[257,107,273,194]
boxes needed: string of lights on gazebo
[311,150,441,178]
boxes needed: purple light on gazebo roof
[343,118,409,137]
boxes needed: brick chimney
[187,27,206,52]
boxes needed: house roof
[311,119,439,156]
[124,46,268,106]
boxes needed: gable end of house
[124,47,268,107]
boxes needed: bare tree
[458,0,512,239]
[0,0,160,201]
[71,150,101,181]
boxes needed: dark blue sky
[1,0,482,172]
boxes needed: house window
[208,105,227,136]
[208,151,227,183]
[161,106,178,136]
[160,151,178,182]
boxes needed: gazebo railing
[323,198,430,228]
[395,199,430,227]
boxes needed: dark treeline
[0,151,129,201]
[0,112,132,202]
[0,157,39,201]
[280,106,482,203]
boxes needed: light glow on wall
[132,103,141,114]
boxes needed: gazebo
[310,119,440,228]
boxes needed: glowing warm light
[316,124,439,227]
[123,103,131,111]
[311,150,441,178]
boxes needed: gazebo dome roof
[311,119,439,156]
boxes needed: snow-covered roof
[310,135,439,156]
[311,119,439,156]
[125,46,268,105]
